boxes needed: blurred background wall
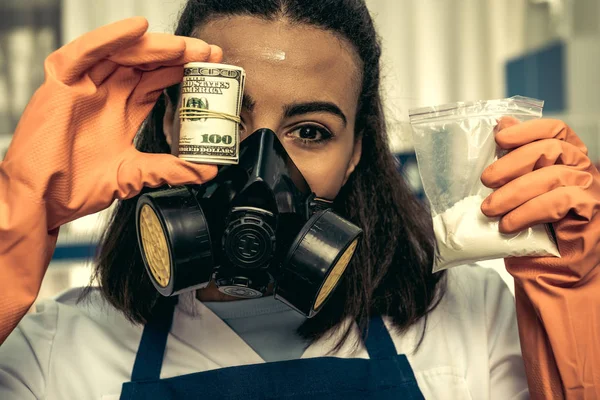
[1,0,599,303]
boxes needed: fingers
[131,66,187,108]
[91,38,221,88]
[481,117,600,233]
[117,152,218,200]
[179,38,220,65]
[495,116,520,132]
[494,187,595,233]
[109,33,184,66]
[110,35,213,69]
[88,60,119,86]
[482,139,591,188]
[139,154,219,190]
[208,45,223,63]
[495,118,588,154]
[48,17,149,84]
[482,166,594,218]
[49,19,219,87]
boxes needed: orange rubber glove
[0,17,221,344]
[481,117,600,399]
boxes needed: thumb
[495,116,521,133]
[117,151,218,199]
[208,45,223,63]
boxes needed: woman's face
[164,16,363,199]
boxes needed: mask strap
[307,194,334,215]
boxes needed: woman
[0,1,598,399]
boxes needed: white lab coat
[0,265,529,400]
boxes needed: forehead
[195,16,362,110]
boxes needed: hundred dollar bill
[178,62,246,165]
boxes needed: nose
[240,128,281,154]
[240,118,281,142]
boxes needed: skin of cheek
[290,139,359,199]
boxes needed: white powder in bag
[432,195,560,272]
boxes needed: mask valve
[223,207,276,269]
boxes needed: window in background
[0,0,60,137]
[0,0,79,307]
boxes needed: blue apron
[120,300,425,399]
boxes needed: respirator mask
[135,128,362,317]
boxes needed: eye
[288,125,333,144]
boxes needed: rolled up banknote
[178,62,246,165]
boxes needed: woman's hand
[481,117,600,399]
[0,17,221,343]
[3,16,221,230]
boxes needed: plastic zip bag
[409,96,560,273]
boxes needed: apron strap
[130,298,177,382]
[363,315,397,360]
[131,302,396,382]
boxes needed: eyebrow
[241,94,347,127]
[284,102,347,127]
